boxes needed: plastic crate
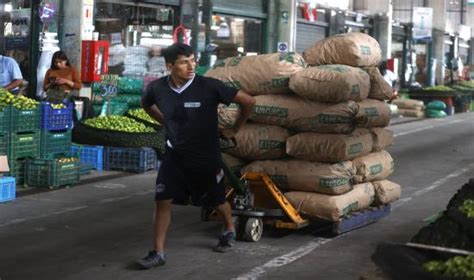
[6,159,26,186]
[0,133,8,155]
[10,106,41,133]
[40,102,73,131]
[104,146,156,173]
[0,176,16,203]
[0,106,11,135]
[26,157,80,188]
[9,131,40,160]
[40,129,72,158]
[70,144,103,174]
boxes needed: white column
[278,0,297,52]
[426,0,447,85]
[354,0,392,59]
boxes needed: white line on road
[394,125,434,137]
[391,163,474,210]
[394,115,474,138]
[0,206,88,228]
[233,237,336,280]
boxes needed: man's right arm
[143,104,166,128]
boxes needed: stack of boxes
[25,102,79,188]
[6,104,42,185]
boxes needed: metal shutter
[296,21,327,54]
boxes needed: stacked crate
[70,144,104,174]
[39,102,73,158]
[25,102,79,188]
[104,146,157,173]
[7,105,42,185]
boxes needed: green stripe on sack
[364,107,379,117]
[320,178,349,188]
[369,164,383,175]
[229,57,242,66]
[360,45,371,55]
[315,114,353,125]
[318,65,351,73]
[271,77,289,88]
[223,81,241,89]
[258,140,285,150]
[348,143,363,155]
[342,202,358,215]
[254,105,288,118]
[351,85,360,95]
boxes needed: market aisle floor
[0,112,473,280]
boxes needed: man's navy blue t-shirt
[142,74,238,168]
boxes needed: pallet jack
[203,138,391,242]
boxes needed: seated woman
[43,51,81,103]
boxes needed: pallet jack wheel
[240,217,263,242]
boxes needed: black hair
[378,60,388,76]
[50,51,71,70]
[162,42,194,65]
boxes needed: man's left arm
[221,90,255,139]
[3,59,23,92]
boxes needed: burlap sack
[251,94,362,134]
[286,128,374,163]
[241,159,356,195]
[221,153,247,175]
[363,67,393,100]
[357,99,391,127]
[372,180,401,205]
[227,123,290,160]
[303,32,382,67]
[370,128,394,151]
[285,182,375,221]
[218,103,240,129]
[289,65,370,103]
[392,99,424,110]
[205,52,306,95]
[352,150,394,183]
[398,108,425,118]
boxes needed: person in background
[43,51,81,103]
[0,53,23,94]
[379,60,398,101]
[136,42,255,269]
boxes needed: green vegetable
[84,116,155,133]
[127,108,160,125]
[459,200,474,219]
[423,85,455,91]
[423,255,474,279]
[0,89,39,110]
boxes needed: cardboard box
[0,156,10,173]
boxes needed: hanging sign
[412,7,433,40]
[98,75,119,97]
[39,3,57,23]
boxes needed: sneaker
[136,250,166,269]
[213,231,235,253]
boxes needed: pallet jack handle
[242,172,308,228]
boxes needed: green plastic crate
[7,159,26,186]
[40,130,72,158]
[26,157,80,188]
[0,133,8,155]
[10,106,41,133]
[0,106,10,134]
[9,132,40,160]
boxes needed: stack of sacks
[391,99,425,118]
[206,52,306,166]
[248,32,400,222]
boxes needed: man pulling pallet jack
[136,42,255,269]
